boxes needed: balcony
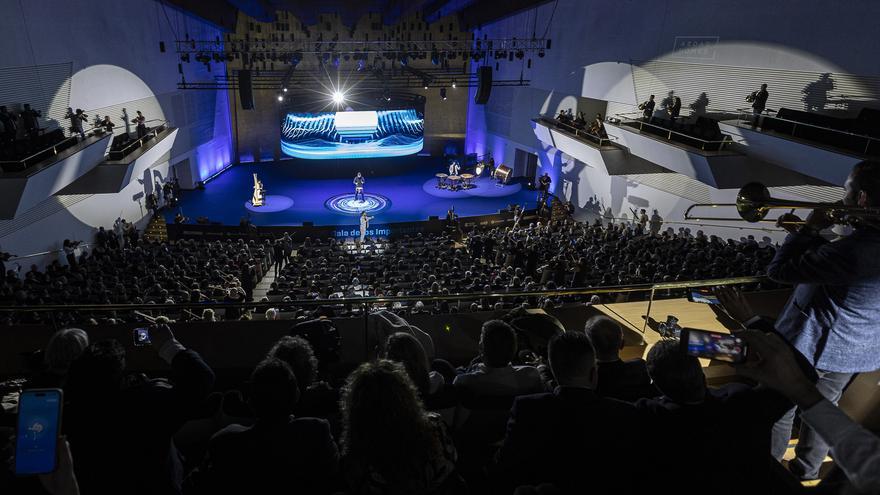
[532,117,668,176]
[0,132,113,219]
[58,124,177,194]
[718,109,876,186]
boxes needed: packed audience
[0,214,777,325]
[2,308,878,494]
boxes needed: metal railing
[729,108,880,155]
[613,112,733,151]
[602,215,785,233]
[0,124,105,171]
[536,116,614,147]
[107,120,169,161]
[0,275,767,341]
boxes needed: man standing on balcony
[132,110,147,139]
[750,83,769,128]
[768,160,880,481]
[640,95,655,121]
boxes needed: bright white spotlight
[277,95,284,102]
[332,91,345,104]
[282,87,288,92]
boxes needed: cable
[157,0,180,40]
[541,0,559,39]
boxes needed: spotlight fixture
[282,87,288,92]
[332,91,345,104]
[538,49,545,58]
[440,87,447,100]
[277,94,284,102]
[451,79,456,88]
[180,53,190,63]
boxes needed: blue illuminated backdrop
[281,108,424,159]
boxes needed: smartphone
[687,290,720,305]
[133,327,151,346]
[681,328,748,364]
[15,389,63,475]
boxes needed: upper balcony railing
[536,116,614,147]
[0,125,105,173]
[613,112,733,152]
[728,108,880,156]
[107,120,170,161]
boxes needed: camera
[657,315,681,339]
[132,327,151,346]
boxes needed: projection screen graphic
[281,109,424,159]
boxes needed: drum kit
[435,172,476,190]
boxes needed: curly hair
[339,360,442,487]
[267,335,319,388]
[382,332,431,397]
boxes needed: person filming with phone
[61,323,215,495]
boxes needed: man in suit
[584,315,657,402]
[494,331,641,493]
[751,83,769,127]
[190,358,339,494]
[768,160,880,479]
[641,94,655,120]
[635,340,792,494]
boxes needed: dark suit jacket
[635,384,792,494]
[65,349,215,495]
[495,386,643,493]
[190,417,339,494]
[768,228,880,372]
[597,358,659,402]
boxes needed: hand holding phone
[15,389,63,475]
[132,327,151,346]
[680,328,748,364]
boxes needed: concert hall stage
[171,160,537,227]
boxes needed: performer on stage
[538,172,552,205]
[251,173,265,207]
[354,172,365,201]
[359,211,374,244]
[448,160,460,176]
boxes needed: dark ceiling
[165,0,552,33]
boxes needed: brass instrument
[746,92,757,103]
[684,182,880,226]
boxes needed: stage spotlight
[440,87,447,100]
[282,87,288,92]
[538,49,545,58]
[332,91,345,104]
[277,94,284,102]
[451,79,456,88]
[431,51,440,65]
[357,59,366,71]
[515,50,524,59]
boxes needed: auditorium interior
[1,0,880,493]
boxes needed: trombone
[683,182,880,227]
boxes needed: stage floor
[171,162,538,227]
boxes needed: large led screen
[281,109,424,159]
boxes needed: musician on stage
[359,211,374,244]
[448,160,460,176]
[354,172,365,201]
[538,172,552,206]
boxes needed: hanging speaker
[474,66,492,105]
[239,69,254,110]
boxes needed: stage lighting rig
[332,91,346,105]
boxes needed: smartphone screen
[682,328,747,363]
[687,290,720,305]
[133,327,151,346]
[15,389,62,475]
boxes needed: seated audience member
[32,327,90,387]
[635,340,792,494]
[383,332,445,399]
[267,335,338,420]
[339,360,462,494]
[584,315,658,401]
[494,332,642,493]
[63,324,214,495]
[453,320,544,397]
[736,330,880,494]
[188,358,339,494]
